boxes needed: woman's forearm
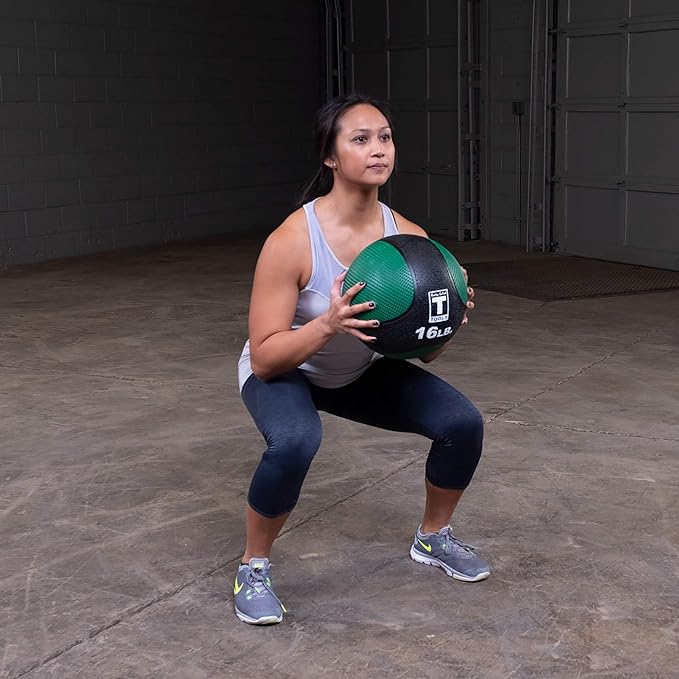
[249,315,335,380]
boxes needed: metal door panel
[390,47,427,104]
[627,191,679,251]
[391,110,427,171]
[352,52,389,101]
[566,112,620,177]
[628,113,679,179]
[630,1,679,19]
[389,1,427,42]
[629,29,679,97]
[565,186,620,247]
[429,46,457,107]
[350,1,387,47]
[568,0,626,23]
[567,34,621,100]
[428,0,457,41]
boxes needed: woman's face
[327,104,395,188]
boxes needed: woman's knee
[266,424,323,475]
[249,425,322,516]
[425,404,484,489]
[437,403,484,449]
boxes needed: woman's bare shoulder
[255,207,311,286]
[390,208,428,237]
[265,206,309,248]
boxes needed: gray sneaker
[233,557,286,625]
[410,525,491,582]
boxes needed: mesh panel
[470,257,679,301]
[342,240,414,322]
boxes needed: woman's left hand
[461,267,475,327]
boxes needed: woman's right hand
[321,271,379,342]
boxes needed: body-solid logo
[428,289,449,323]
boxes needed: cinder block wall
[0,0,322,267]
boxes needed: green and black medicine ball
[342,235,468,359]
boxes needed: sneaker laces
[441,527,477,557]
[245,565,285,610]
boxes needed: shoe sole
[410,546,490,582]
[234,607,283,625]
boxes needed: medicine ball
[342,235,468,359]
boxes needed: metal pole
[526,0,538,252]
[324,0,333,100]
[482,0,490,239]
[457,0,464,239]
[467,0,476,234]
[333,0,344,95]
[542,0,552,252]
[515,113,521,243]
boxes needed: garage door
[342,0,460,236]
[553,0,679,270]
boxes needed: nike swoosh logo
[418,539,432,553]
[234,578,244,595]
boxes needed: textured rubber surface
[343,239,414,323]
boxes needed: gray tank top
[238,198,399,390]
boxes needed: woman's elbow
[250,360,271,381]
[249,352,277,381]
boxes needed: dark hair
[298,93,395,205]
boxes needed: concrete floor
[1,234,678,679]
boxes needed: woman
[234,93,490,625]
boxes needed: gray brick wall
[0,0,322,267]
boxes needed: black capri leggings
[241,357,484,518]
